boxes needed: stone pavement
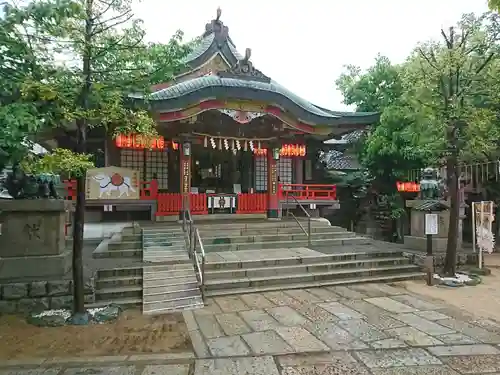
[2,283,500,374]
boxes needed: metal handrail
[286,194,312,246]
[181,194,206,300]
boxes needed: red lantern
[157,137,165,149]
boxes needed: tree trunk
[444,153,459,276]
[72,121,86,314]
[72,0,93,314]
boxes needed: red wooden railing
[236,193,267,214]
[156,193,208,216]
[279,183,337,201]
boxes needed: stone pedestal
[404,199,465,252]
[0,199,73,279]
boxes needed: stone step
[143,295,204,315]
[204,272,426,297]
[143,286,200,303]
[143,263,194,273]
[203,250,404,270]
[205,256,410,280]
[196,226,345,237]
[205,264,421,291]
[202,237,370,252]
[97,266,143,279]
[143,239,185,247]
[95,285,142,301]
[108,241,141,250]
[143,245,186,252]
[96,275,142,289]
[93,249,142,259]
[200,231,356,245]
[193,221,332,230]
[143,254,190,264]
[143,273,197,284]
[86,297,142,309]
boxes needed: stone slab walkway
[2,283,500,374]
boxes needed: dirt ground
[400,257,500,322]
[0,309,192,360]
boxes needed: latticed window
[254,156,267,191]
[120,149,168,189]
[145,150,168,189]
[278,157,292,186]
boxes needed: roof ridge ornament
[204,7,228,47]
[218,48,271,83]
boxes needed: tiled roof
[324,150,361,170]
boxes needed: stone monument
[405,167,465,252]
[0,166,72,279]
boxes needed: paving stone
[182,310,198,331]
[239,309,279,331]
[263,291,300,306]
[356,348,442,368]
[215,313,252,336]
[415,311,451,321]
[394,314,454,335]
[365,297,417,313]
[443,354,500,374]
[392,295,442,310]
[336,319,388,342]
[0,370,62,375]
[242,330,294,355]
[266,306,309,326]
[213,296,249,312]
[438,318,500,343]
[62,367,135,375]
[370,338,408,349]
[364,314,407,330]
[284,289,322,303]
[427,344,500,356]
[194,356,280,375]
[305,287,340,301]
[305,322,368,350]
[274,326,329,352]
[369,283,407,296]
[318,302,364,320]
[386,327,444,346]
[327,286,368,299]
[239,293,275,309]
[349,284,390,297]
[206,335,250,356]
[189,330,210,358]
[194,298,222,315]
[195,314,225,339]
[280,363,371,375]
[471,318,500,334]
[435,333,478,345]
[343,299,384,317]
[141,365,190,375]
[295,304,338,323]
[370,366,459,375]
[277,352,359,366]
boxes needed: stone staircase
[203,250,424,297]
[192,219,424,297]
[92,266,143,308]
[197,219,370,252]
[141,227,203,315]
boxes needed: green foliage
[20,148,94,177]
[489,0,500,12]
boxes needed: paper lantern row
[397,181,420,192]
[115,134,179,150]
[253,145,306,157]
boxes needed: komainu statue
[419,167,442,200]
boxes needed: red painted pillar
[267,149,279,219]
[179,142,191,220]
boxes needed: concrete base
[404,236,448,252]
[0,249,72,280]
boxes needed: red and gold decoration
[397,181,420,193]
[253,144,306,157]
[115,134,166,149]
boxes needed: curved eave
[146,77,379,127]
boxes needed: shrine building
[62,10,379,222]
